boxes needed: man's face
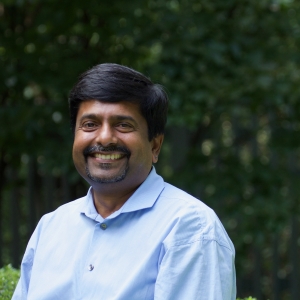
[72,100,162,189]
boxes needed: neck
[91,182,139,218]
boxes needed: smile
[93,153,125,160]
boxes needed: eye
[116,122,134,132]
[119,123,130,128]
[81,121,98,131]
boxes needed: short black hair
[69,63,168,141]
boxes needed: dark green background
[1,0,300,299]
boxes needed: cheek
[134,141,153,160]
[72,146,80,164]
[73,133,90,151]
[72,138,86,161]
[72,141,80,156]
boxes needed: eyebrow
[114,115,137,124]
[79,114,138,126]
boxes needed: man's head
[69,63,168,189]
[69,63,168,141]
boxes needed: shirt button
[88,264,94,271]
[100,223,107,230]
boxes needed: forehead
[76,100,145,122]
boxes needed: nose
[95,123,117,147]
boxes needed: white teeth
[94,154,123,160]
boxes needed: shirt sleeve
[11,216,45,300]
[154,237,236,300]
[11,243,34,299]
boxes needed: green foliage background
[0,265,19,299]
[1,0,300,298]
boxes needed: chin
[86,167,128,184]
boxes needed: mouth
[84,145,131,162]
[92,153,126,160]
[82,145,130,183]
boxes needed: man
[13,63,236,299]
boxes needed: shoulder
[157,183,234,253]
[158,182,217,224]
[35,196,87,231]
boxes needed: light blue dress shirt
[13,168,236,300]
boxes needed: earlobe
[152,154,159,164]
[151,134,164,163]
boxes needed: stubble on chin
[85,163,129,183]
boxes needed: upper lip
[84,145,131,158]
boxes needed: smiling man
[72,100,163,218]
[13,63,236,300]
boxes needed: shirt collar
[80,167,165,221]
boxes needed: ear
[151,134,164,164]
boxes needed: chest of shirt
[28,209,173,300]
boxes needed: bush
[0,265,256,300]
[0,265,20,299]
